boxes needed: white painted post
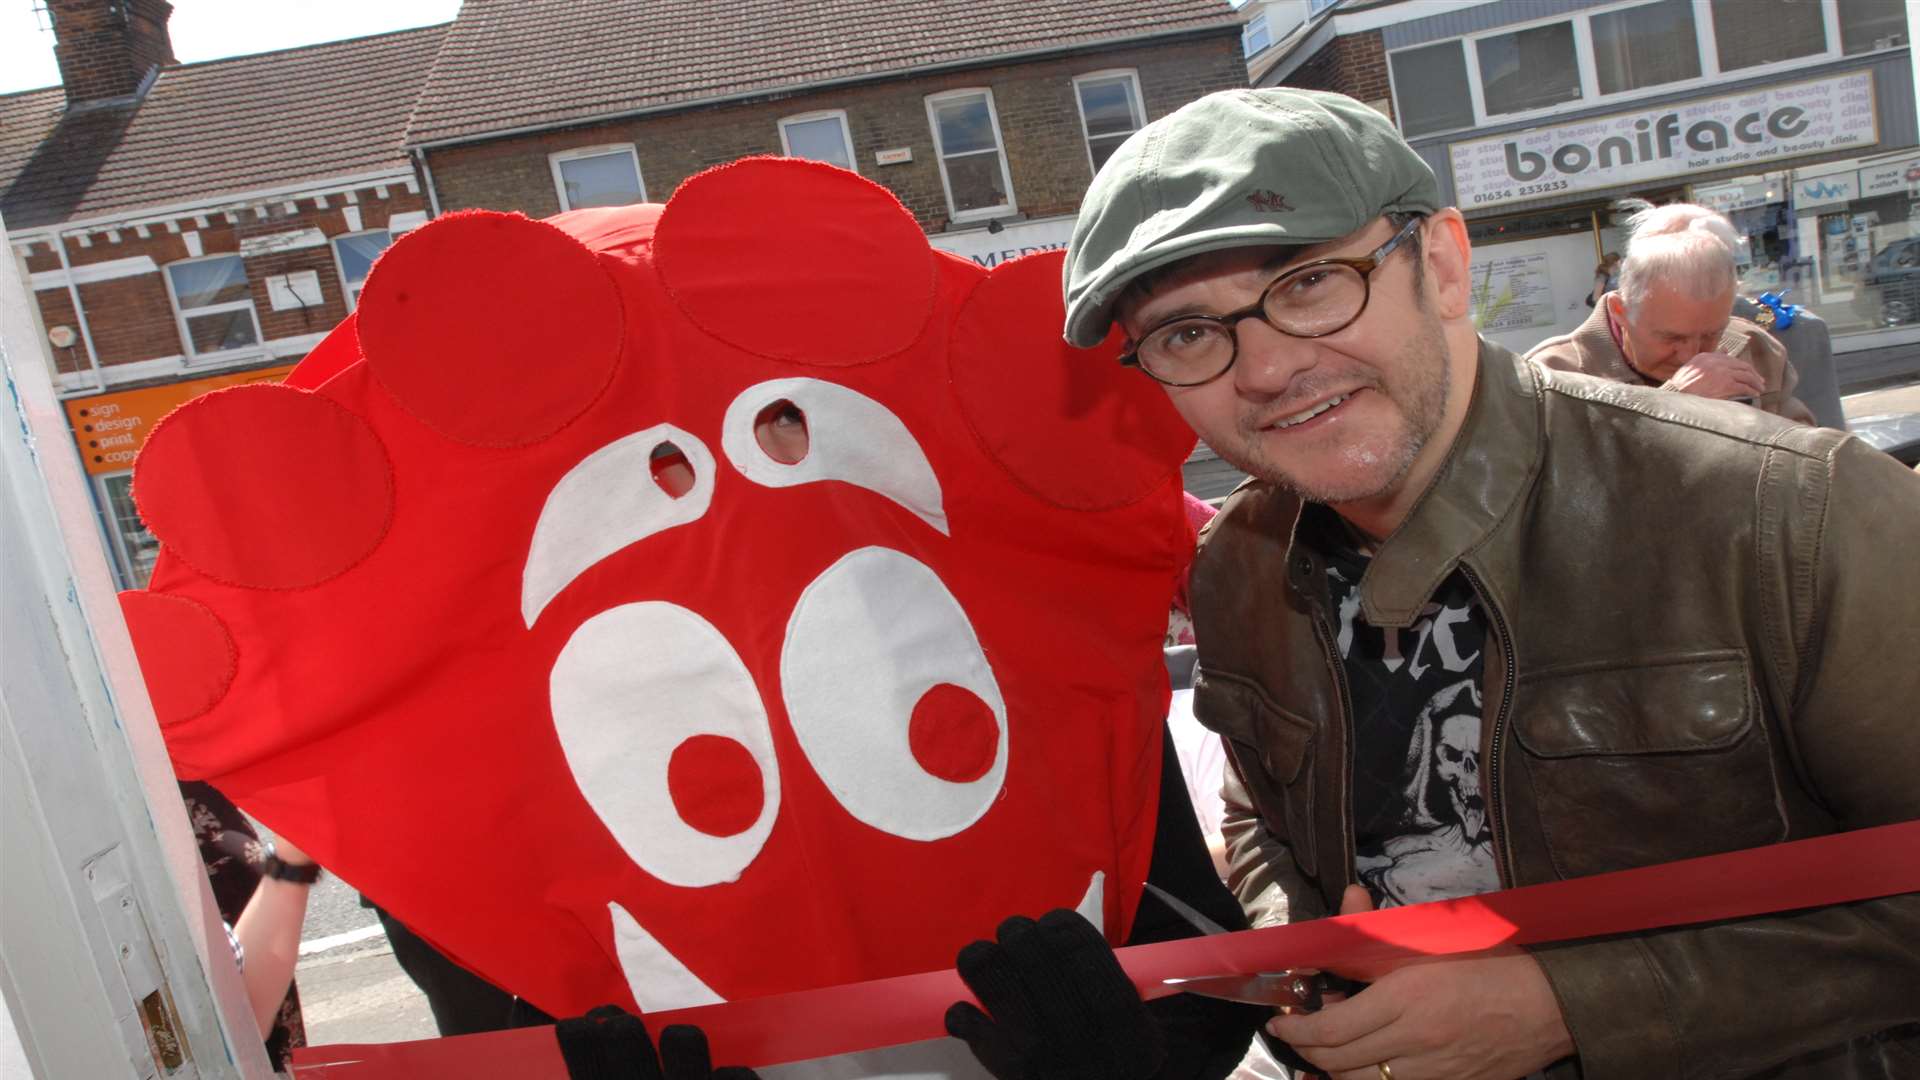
[2,214,268,1078]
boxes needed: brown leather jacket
[1190,339,1920,1080]
[1528,295,1816,425]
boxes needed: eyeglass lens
[1137,263,1368,385]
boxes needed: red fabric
[120,157,1196,1020]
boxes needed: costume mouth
[609,870,1108,1012]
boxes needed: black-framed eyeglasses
[1120,215,1424,387]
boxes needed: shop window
[925,89,1015,221]
[1073,71,1145,174]
[1839,0,1909,54]
[1709,0,1825,72]
[1698,153,1920,339]
[1477,22,1582,116]
[780,111,855,171]
[549,145,646,211]
[165,254,262,360]
[1591,0,1701,95]
[100,472,158,588]
[332,230,392,309]
[1389,41,1474,137]
[1244,13,1272,57]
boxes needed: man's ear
[1605,291,1627,321]
[1422,209,1474,320]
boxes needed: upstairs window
[332,230,392,309]
[550,145,646,211]
[780,111,856,171]
[1591,0,1701,94]
[926,89,1015,221]
[1244,13,1272,57]
[1389,41,1474,137]
[1475,21,1582,116]
[1073,71,1146,174]
[1709,0,1825,71]
[165,255,261,359]
[1838,0,1907,54]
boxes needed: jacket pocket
[1193,668,1320,877]
[1511,651,1786,880]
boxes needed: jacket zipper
[1458,563,1515,889]
[1308,608,1358,899]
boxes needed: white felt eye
[522,425,714,627]
[550,602,778,888]
[720,378,947,535]
[781,547,1006,840]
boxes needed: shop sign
[1451,72,1877,210]
[928,215,1076,269]
[64,364,293,476]
[1794,169,1859,210]
[1693,174,1787,213]
[1859,154,1920,199]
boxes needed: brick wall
[47,0,176,106]
[425,34,1248,232]
[1281,30,1393,123]
[23,181,426,383]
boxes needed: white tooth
[611,901,725,1012]
[1277,393,1346,429]
[1075,871,1106,934]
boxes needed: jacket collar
[1354,337,1543,628]
[1570,295,1651,385]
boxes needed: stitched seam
[1518,648,1746,682]
[1536,379,1837,460]
[138,387,397,593]
[1790,446,1838,714]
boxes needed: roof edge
[6,165,419,239]
[406,19,1244,151]
[162,21,450,75]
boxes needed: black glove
[555,1005,758,1080]
[944,909,1166,1080]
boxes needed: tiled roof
[1,24,446,232]
[405,0,1241,147]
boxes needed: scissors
[1143,883,1359,1011]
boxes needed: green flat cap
[1062,88,1441,347]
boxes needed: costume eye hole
[549,602,779,887]
[752,399,809,465]
[522,425,715,627]
[648,440,697,499]
[781,547,1007,841]
[722,378,946,535]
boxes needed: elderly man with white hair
[1528,204,1814,424]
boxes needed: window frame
[778,109,858,171]
[162,253,263,363]
[1071,69,1148,177]
[329,228,393,310]
[547,143,648,212]
[1244,12,1273,57]
[1385,0,1883,141]
[924,88,1018,223]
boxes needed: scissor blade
[1162,972,1324,1009]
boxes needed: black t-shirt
[1305,508,1499,909]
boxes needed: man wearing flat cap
[943,89,1920,1080]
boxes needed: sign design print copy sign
[1451,72,1878,210]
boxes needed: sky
[1,0,462,95]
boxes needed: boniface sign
[1451,72,1877,210]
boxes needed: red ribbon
[291,820,1920,1077]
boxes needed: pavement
[290,376,1920,1053]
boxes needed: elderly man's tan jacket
[1527,293,1815,424]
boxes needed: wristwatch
[260,841,322,885]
